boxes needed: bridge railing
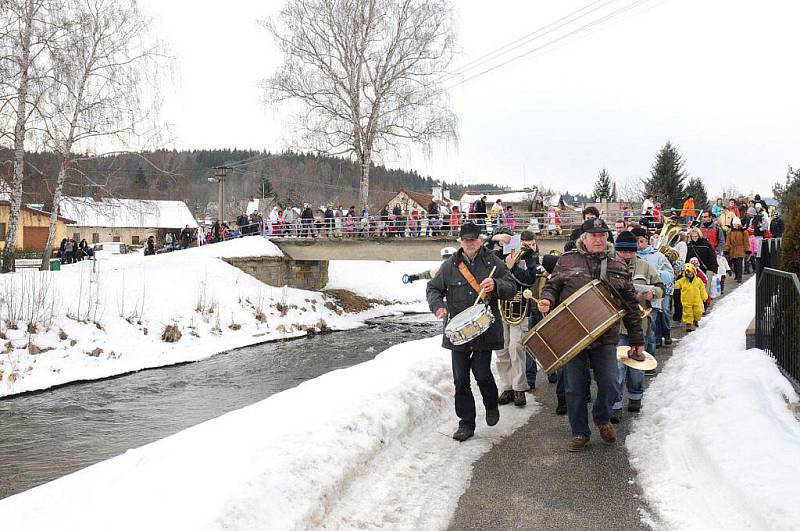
[755,267,800,388]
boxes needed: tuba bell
[654,219,684,263]
[499,244,536,326]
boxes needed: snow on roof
[459,191,536,209]
[59,197,198,229]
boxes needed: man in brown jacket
[724,217,748,282]
[537,218,645,452]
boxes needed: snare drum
[522,280,625,374]
[445,304,495,346]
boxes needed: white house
[59,197,198,245]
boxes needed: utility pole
[211,166,230,221]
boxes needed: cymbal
[616,346,658,371]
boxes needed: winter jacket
[752,210,769,236]
[427,201,439,216]
[540,242,644,347]
[620,256,664,336]
[711,203,723,218]
[699,221,725,254]
[686,238,718,273]
[636,245,674,300]
[724,227,748,259]
[718,207,739,233]
[675,274,708,307]
[427,246,516,352]
[680,199,696,218]
[770,217,784,238]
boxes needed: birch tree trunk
[1,0,35,274]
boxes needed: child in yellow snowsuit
[674,263,708,332]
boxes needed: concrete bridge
[225,236,570,291]
[269,236,570,261]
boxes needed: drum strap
[458,261,488,302]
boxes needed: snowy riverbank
[0,335,537,530]
[627,277,800,529]
[0,238,436,398]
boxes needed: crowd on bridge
[423,190,782,451]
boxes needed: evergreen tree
[684,177,709,212]
[592,168,613,200]
[644,141,687,209]
[774,165,800,215]
[135,165,147,188]
[780,205,800,275]
[261,176,274,198]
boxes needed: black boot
[556,393,567,415]
[486,407,500,426]
[663,331,673,346]
[453,425,474,442]
[656,337,663,348]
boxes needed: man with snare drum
[427,222,516,442]
[537,218,645,452]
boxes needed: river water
[0,314,440,499]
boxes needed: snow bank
[326,259,437,307]
[627,277,800,530]
[0,239,426,398]
[0,336,537,530]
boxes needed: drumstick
[472,266,497,307]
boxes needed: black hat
[614,230,638,251]
[630,226,648,239]
[541,254,559,274]
[581,218,610,234]
[459,222,480,240]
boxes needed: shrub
[780,205,800,275]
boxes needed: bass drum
[445,305,494,346]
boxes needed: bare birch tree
[264,0,457,209]
[37,0,163,270]
[0,0,61,272]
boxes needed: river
[0,314,440,499]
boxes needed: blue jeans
[654,299,672,340]
[564,344,619,438]
[645,315,657,357]
[451,350,498,429]
[613,334,644,410]
[526,356,538,388]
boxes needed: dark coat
[686,238,718,273]
[427,246,516,352]
[770,217,784,238]
[540,242,644,346]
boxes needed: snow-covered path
[321,381,537,530]
[627,277,800,530]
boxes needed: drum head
[616,346,658,371]
[445,305,488,331]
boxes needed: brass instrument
[654,219,684,263]
[499,244,536,326]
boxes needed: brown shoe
[598,423,617,444]
[498,390,514,405]
[567,436,591,452]
[685,323,694,332]
[514,391,526,407]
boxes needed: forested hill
[0,149,502,214]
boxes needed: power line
[445,0,618,80]
[448,0,655,88]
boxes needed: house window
[131,235,140,245]
[112,236,121,242]
[92,233,99,243]
[0,223,5,241]
[73,233,81,241]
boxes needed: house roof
[59,197,198,229]
[0,201,75,224]
[372,189,437,214]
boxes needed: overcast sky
[138,0,800,198]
